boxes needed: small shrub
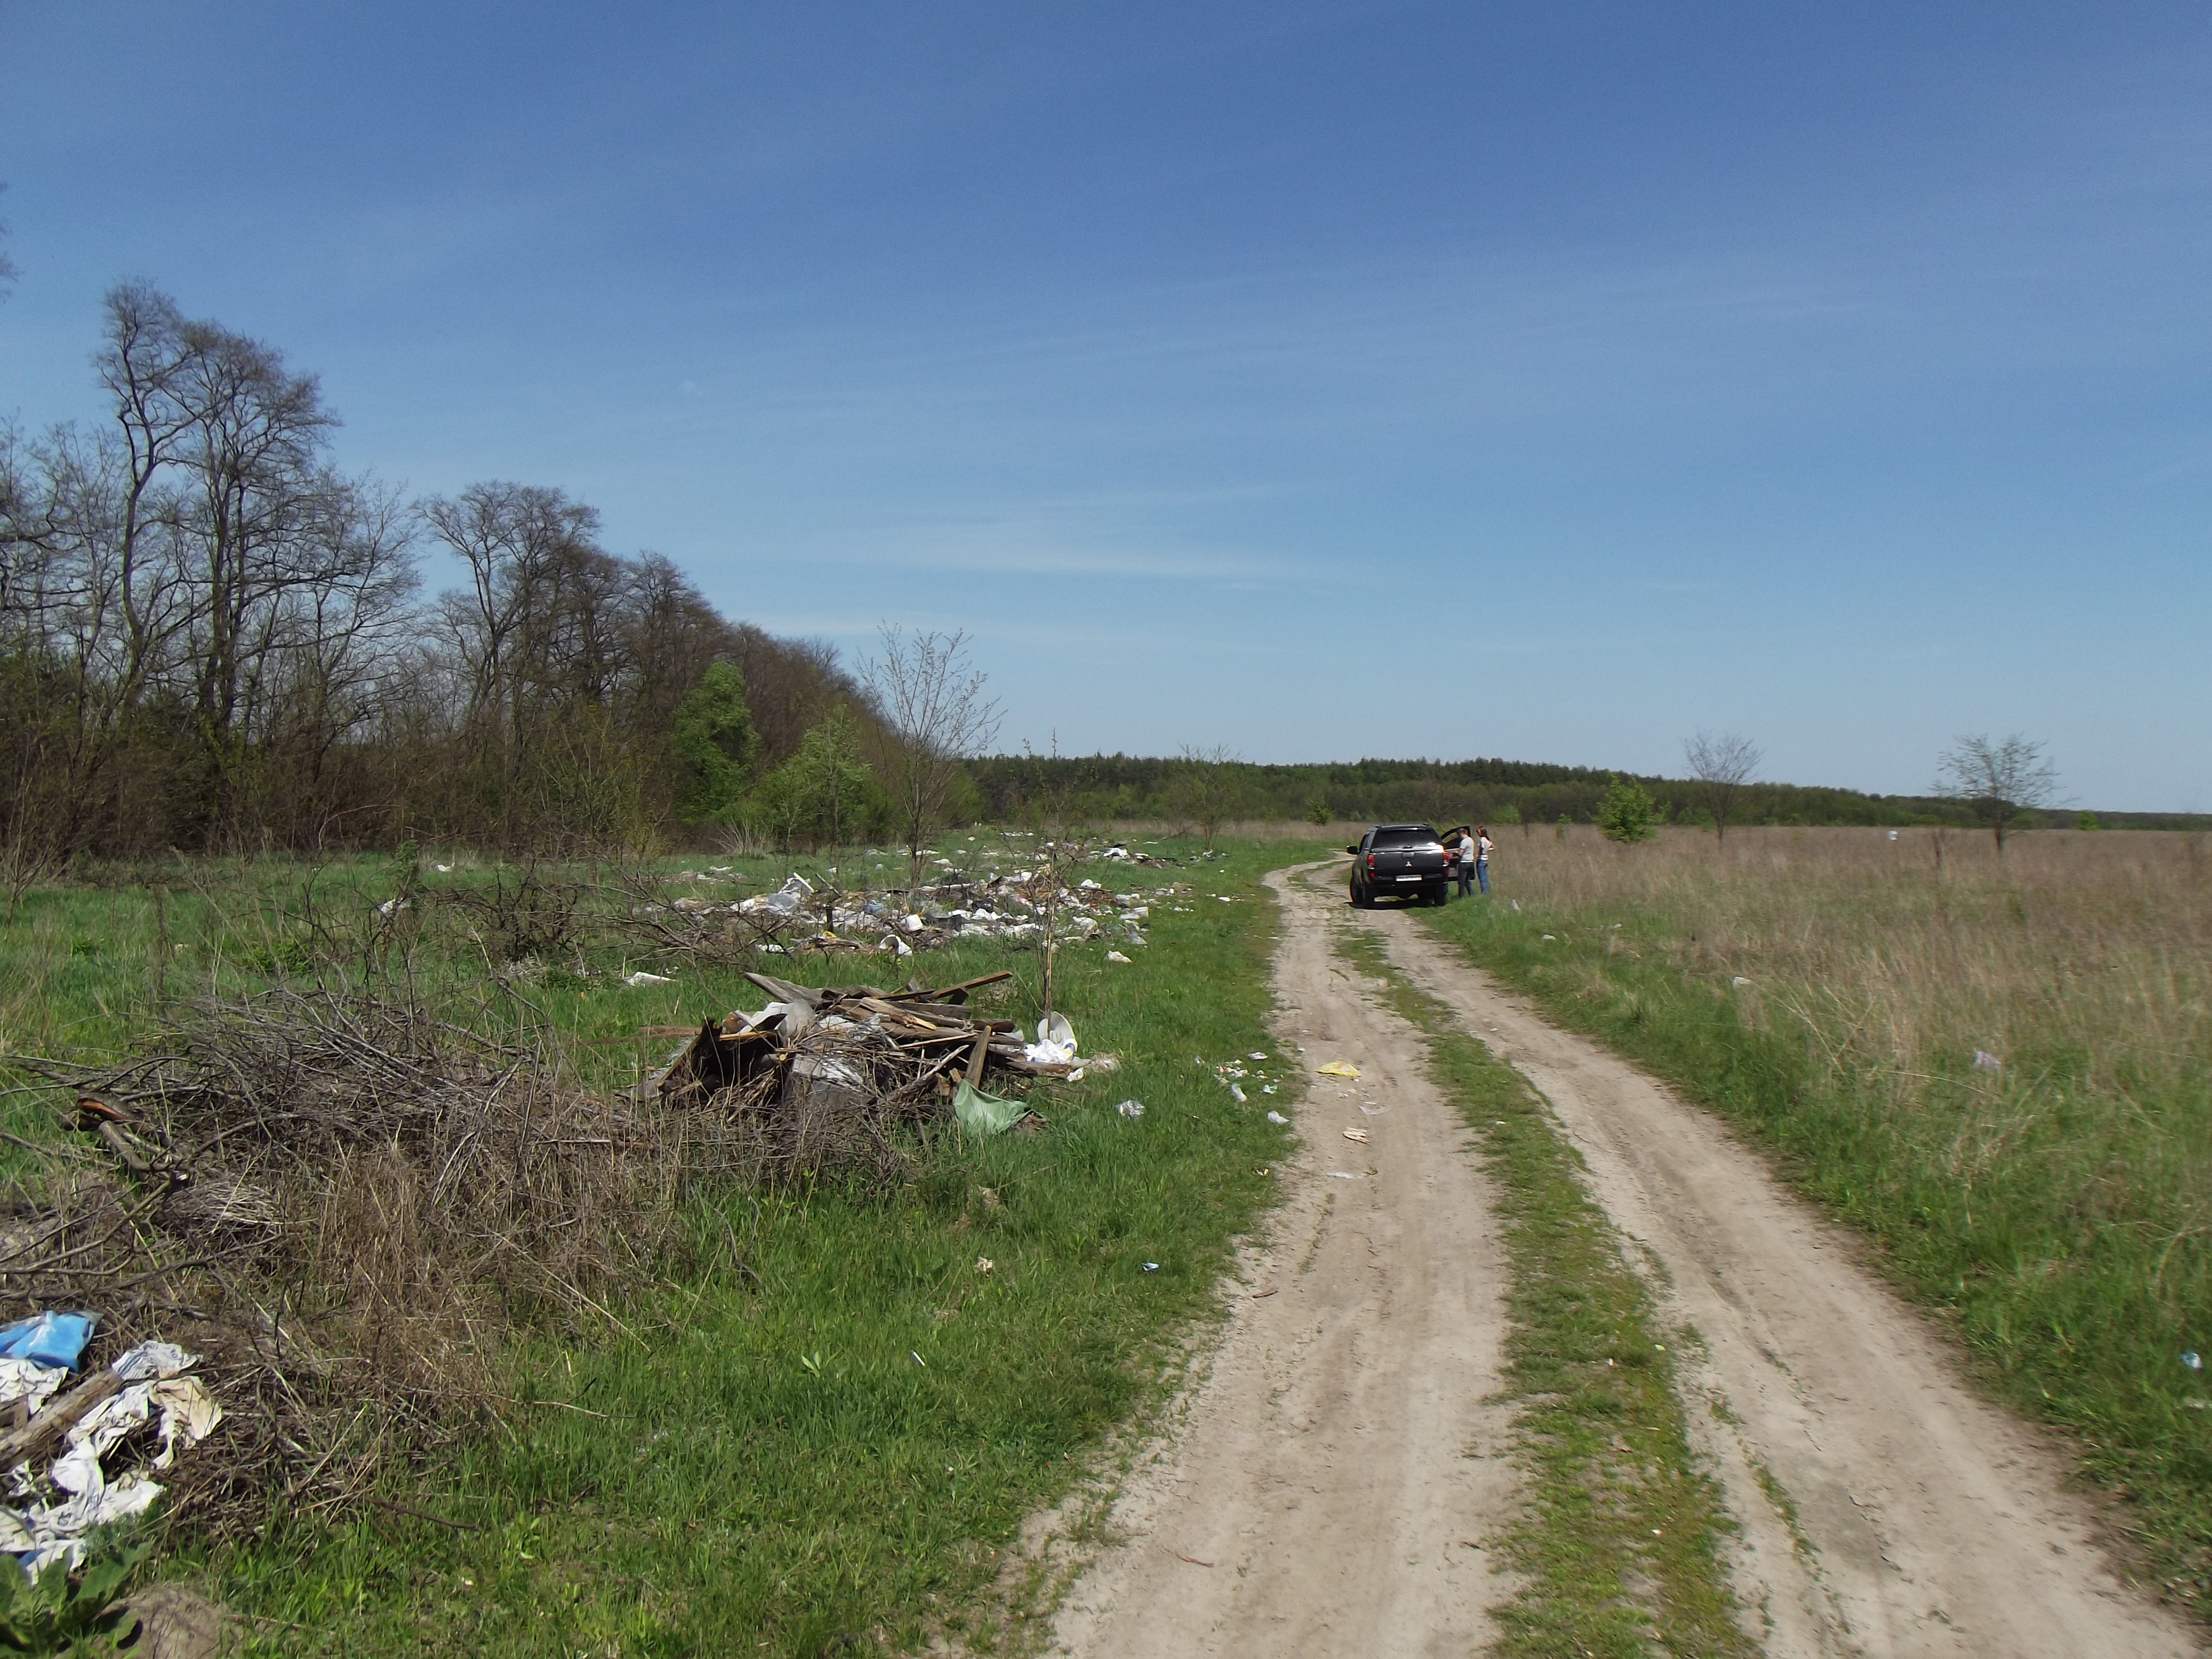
[1597,776,1660,844]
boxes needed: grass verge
[1417,863,2212,1608]
[1335,924,1754,1659]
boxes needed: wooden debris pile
[656,969,1102,1182]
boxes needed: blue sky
[3,3,2208,809]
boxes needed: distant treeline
[966,754,2205,833]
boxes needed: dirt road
[1046,866,1521,1656]
[1047,863,2199,1656]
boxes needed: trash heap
[696,868,1190,957]
[656,970,1116,1181]
[0,1318,220,1575]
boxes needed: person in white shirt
[1475,825,1494,895]
[1455,828,1477,897]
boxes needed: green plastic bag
[954,1081,1028,1136]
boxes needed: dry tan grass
[1495,823,2208,1095]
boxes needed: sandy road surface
[1357,875,2200,1659]
[1047,866,1520,1657]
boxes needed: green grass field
[0,835,1330,1653]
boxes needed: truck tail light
[1365,852,1375,871]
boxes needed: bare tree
[1937,734,2063,853]
[1682,730,1762,842]
[864,626,1000,886]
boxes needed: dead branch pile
[3,982,725,1538]
[656,969,1092,1184]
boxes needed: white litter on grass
[1024,1012,1078,1067]
[1228,1084,1247,1104]
[1105,950,1132,964]
[1247,1052,1267,1061]
[1974,1050,2004,1072]
[623,971,674,988]
[1540,934,1556,942]
[433,863,454,873]
[1266,1111,1289,1125]
[1116,1100,1145,1118]
[376,899,409,917]
[0,1341,220,1575]
[1731,976,1752,988]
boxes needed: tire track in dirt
[1046,865,1520,1656]
[1355,877,2201,1658]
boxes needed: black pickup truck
[1346,823,1452,908]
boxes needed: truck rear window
[1371,827,1439,849]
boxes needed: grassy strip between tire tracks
[1414,873,2212,1609]
[1335,926,1753,1659]
[0,837,1324,1655]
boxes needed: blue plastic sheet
[0,1312,96,1372]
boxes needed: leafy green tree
[1305,792,1331,825]
[669,662,759,824]
[1597,774,1661,843]
[751,705,878,850]
[789,705,876,850]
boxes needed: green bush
[1596,776,1660,843]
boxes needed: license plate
[1396,874,1421,882]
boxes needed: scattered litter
[1261,1084,1277,1095]
[1318,1062,1361,1080]
[623,971,674,988]
[1142,1262,1160,1272]
[975,1257,994,1275]
[1358,1103,1387,1116]
[911,1351,926,1368]
[433,863,454,873]
[1511,900,1520,910]
[1731,976,1752,988]
[2185,1351,2203,1371]
[1540,934,1555,942]
[1116,1100,1145,1119]
[375,898,408,917]
[1247,1052,1267,1061]
[1228,1084,1247,1104]
[1106,950,1132,964]
[1328,1171,1364,1180]
[1266,1111,1289,1125]
[1973,1050,2004,1072]
[1343,1128,1369,1144]
[1887,829,1899,841]
[739,873,816,920]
